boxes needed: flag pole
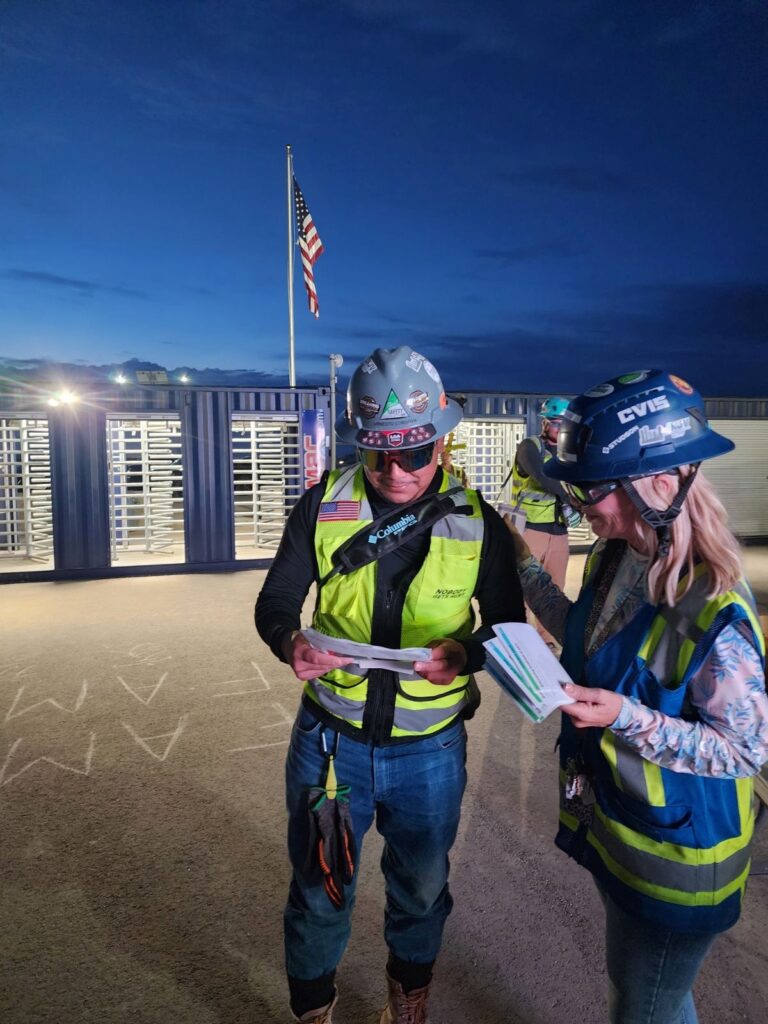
[286,144,296,388]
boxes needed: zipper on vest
[364,588,398,743]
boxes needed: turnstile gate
[0,418,53,566]
[107,417,185,560]
[232,415,302,555]
[453,418,527,504]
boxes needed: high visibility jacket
[511,437,560,525]
[558,540,765,933]
[308,465,484,741]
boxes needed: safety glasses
[561,479,621,508]
[357,441,436,473]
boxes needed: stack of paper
[483,622,575,722]
[303,627,432,675]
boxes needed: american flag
[294,176,324,317]
[318,500,360,522]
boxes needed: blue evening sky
[1,0,766,395]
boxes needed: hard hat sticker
[423,360,440,383]
[669,374,694,395]
[584,382,614,397]
[381,390,408,420]
[359,396,380,419]
[617,371,650,385]
[361,358,377,374]
[407,389,429,413]
[405,352,425,372]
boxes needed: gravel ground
[2,559,767,1024]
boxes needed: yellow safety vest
[308,465,484,740]
[511,437,559,525]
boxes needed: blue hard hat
[539,396,569,418]
[545,370,734,483]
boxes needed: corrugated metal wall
[0,382,765,582]
[0,383,331,581]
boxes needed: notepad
[483,622,575,722]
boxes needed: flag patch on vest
[318,501,361,521]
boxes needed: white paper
[303,627,431,675]
[483,622,575,723]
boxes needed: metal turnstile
[107,417,185,560]
[232,415,301,555]
[453,418,527,504]
[0,418,54,567]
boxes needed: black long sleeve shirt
[514,436,568,536]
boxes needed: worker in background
[255,345,524,1024]
[511,396,581,650]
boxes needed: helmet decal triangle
[381,389,408,420]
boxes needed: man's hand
[502,514,532,562]
[414,639,467,686]
[282,630,353,681]
[561,683,622,729]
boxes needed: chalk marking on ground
[4,681,89,722]
[227,701,293,753]
[122,714,189,761]
[107,642,173,668]
[228,739,290,752]
[117,671,168,706]
[0,733,96,787]
[211,661,271,697]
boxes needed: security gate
[232,415,302,556]
[0,418,53,567]
[107,417,185,560]
[453,418,527,504]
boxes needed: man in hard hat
[256,346,524,1024]
[510,396,581,650]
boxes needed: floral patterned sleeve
[612,622,768,778]
[517,553,573,644]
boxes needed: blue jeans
[599,885,717,1024]
[284,704,468,981]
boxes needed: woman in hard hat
[508,370,767,1024]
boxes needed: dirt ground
[2,554,768,1023]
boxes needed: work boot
[379,972,431,1024]
[292,988,338,1023]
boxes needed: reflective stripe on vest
[559,557,764,926]
[511,437,558,524]
[309,465,484,739]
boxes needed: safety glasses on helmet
[561,479,621,508]
[357,441,436,473]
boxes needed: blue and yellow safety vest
[558,540,765,933]
[307,465,485,741]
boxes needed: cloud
[475,243,577,265]
[3,269,149,300]
[498,165,633,194]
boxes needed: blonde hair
[626,467,742,607]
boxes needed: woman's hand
[282,631,353,681]
[561,683,623,729]
[502,514,532,562]
[414,639,468,686]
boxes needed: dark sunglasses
[561,480,621,508]
[358,441,436,473]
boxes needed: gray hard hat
[336,346,463,449]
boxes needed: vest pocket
[604,787,695,846]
